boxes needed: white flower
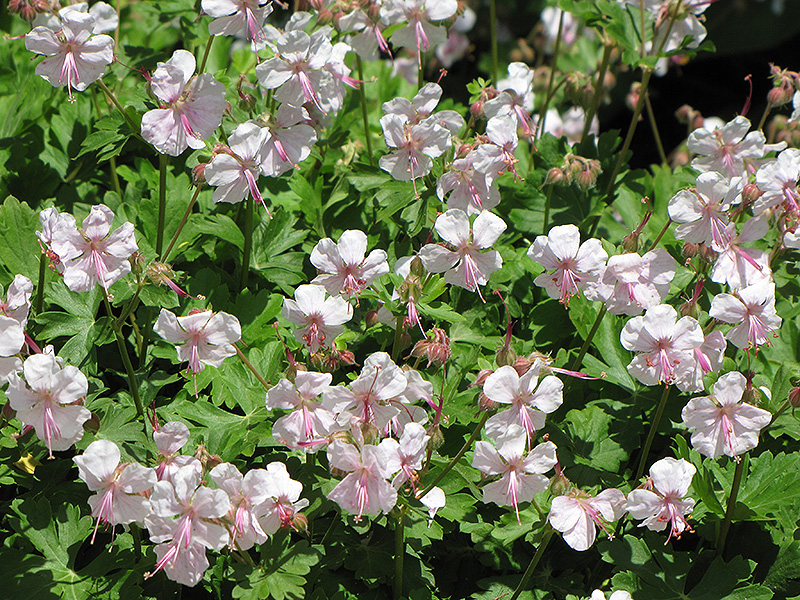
[528,224,607,305]
[482,363,562,442]
[379,113,451,187]
[210,462,273,550]
[25,10,114,101]
[681,371,772,459]
[599,249,676,316]
[591,591,633,600]
[74,439,157,542]
[620,304,703,388]
[549,488,626,551]
[201,0,273,42]
[281,284,353,354]
[668,172,740,250]
[626,457,695,543]
[709,281,781,349]
[257,462,309,535]
[418,209,505,298]
[141,50,227,156]
[437,151,500,215]
[710,216,772,290]
[310,230,389,298]
[153,421,196,481]
[50,204,137,295]
[7,353,91,457]
[266,371,338,451]
[205,122,269,207]
[259,104,317,178]
[754,147,800,216]
[473,425,557,522]
[154,308,241,375]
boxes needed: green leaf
[0,196,42,280]
[233,538,320,600]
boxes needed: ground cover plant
[2,0,800,598]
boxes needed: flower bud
[410,255,426,278]
[192,163,207,186]
[471,369,494,388]
[549,468,571,497]
[622,230,640,253]
[195,445,223,472]
[478,392,496,412]
[679,298,699,319]
[544,167,566,186]
[84,412,101,434]
[238,93,257,113]
[129,251,146,276]
[495,344,516,367]
[789,386,800,409]
[412,328,451,367]
[575,168,597,190]
[768,85,794,108]
[317,8,334,25]
[626,82,642,113]
[427,423,445,451]
[360,422,380,446]
[399,331,412,353]
[365,310,379,329]
[511,355,535,376]
[675,104,700,125]
[291,512,309,533]
[742,182,763,206]
[682,242,699,260]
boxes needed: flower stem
[536,10,565,141]
[489,0,498,85]
[391,314,404,362]
[35,252,47,315]
[509,527,555,600]
[542,184,553,236]
[647,218,672,252]
[417,411,490,499]
[198,35,215,76]
[356,56,374,166]
[103,295,145,420]
[603,68,653,198]
[240,193,254,290]
[757,104,771,132]
[96,80,144,142]
[634,384,671,482]
[645,92,668,165]
[570,304,607,372]
[716,454,746,556]
[156,154,168,256]
[393,507,407,600]
[234,343,270,391]
[162,184,202,262]
[581,41,614,145]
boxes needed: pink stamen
[59,49,80,102]
[506,469,521,524]
[91,487,115,544]
[42,399,61,458]
[297,70,324,112]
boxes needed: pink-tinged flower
[74,439,157,542]
[437,151,500,215]
[37,207,76,273]
[310,230,389,298]
[473,115,521,179]
[153,421,196,481]
[0,275,33,329]
[710,281,781,349]
[482,363,563,442]
[382,83,464,135]
[668,172,740,250]
[154,308,241,376]
[528,224,607,305]
[257,462,309,535]
[710,216,772,290]
[281,284,353,354]
[50,204,137,296]
[418,209,506,299]
[392,422,430,491]
[255,30,332,111]
[266,371,338,451]
[324,352,407,430]
[681,371,772,459]
[688,115,785,180]
[201,0,273,42]
[327,438,402,520]
[25,10,114,101]
[379,113,451,189]
[0,313,24,358]
[141,50,227,157]
[626,457,696,543]
[145,463,230,587]
[679,330,726,394]
[339,8,393,61]
[204,121,269,207]
[484,62,535,136]
[259,104,317,178]
[534,107,598,146]
[7,352,91,457]
[620,304,704,387]
[598,249,677,316]
[418,486,446,522]
[210,462,272,550]
[473,424,557,522]
[548,488,626,551]
[754,148,800,216]
[385,0,458,66]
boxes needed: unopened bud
[410,256,425,278]
[789,386,800,409]
[470,100,484,118]
[575,168,597,190]
[238,93,257,113]
[679,298,699,319]
[544,167,566,186]
[549,469,571,496]
[31,0,49,11]
[626,82,642,113]
[478,392,496,412]
[682,242,699,260]
[622,231,640,253]
[195,445,223,472]
[742,182,763,206]
[84,412,101,434]
[365,310,379,329]
[192,163,207,186]
[495,344,516,367]
[741,382,762,408]
[129,251,146,276]
[317,8,333,24]
[675,104,700,125]
[292,512,309,533]
[399,331,412,353]
[768,85,794,108]
[360,422,380,446]
[412,328,451,367]
[427,423,445,451]
[471,369,494,388]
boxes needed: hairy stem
[393,507,407,600]
[156,154,168,256]
[240,193,254,290]
[570,304,607,372]
[35,252,47,315]
[162,184,202,262]
[716,454,746,555]
[510,527,555,600]
[96,80,144,142]
[581,41,614,145]
[634,384,671,482]
[104,295,145,420]
[536,10,565,141]
[356,56,374,166]
[391,314,404,362]
[198,35,215,76]
[489,0,498,85]
[645,92,668,165]
[542,184,554,236]
[234,343,271,391]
